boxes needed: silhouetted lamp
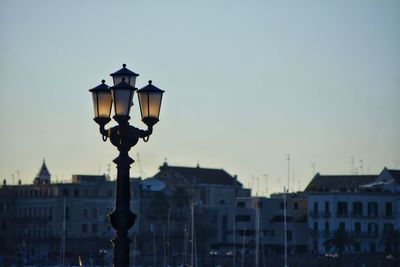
[110,63,139,87]
[88,64,165,267]
[137,80,165,127]
[110,79,136,120]
[89,80,112,126]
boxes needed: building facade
[305,168,400,254]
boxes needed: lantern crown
[89,79,109,92]
[137,80,165,93]
[110,64,139,78]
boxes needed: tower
[33,159,51,185]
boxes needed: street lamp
[99,249,107,267]
[89,64,165,267]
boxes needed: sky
[0,0,399,195]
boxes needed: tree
[150,191,170,221]
[323,228,356,255]
[379,229,400,257]
[171,187,190,208]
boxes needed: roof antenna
[359,160,364,175]
[263,174,268,197]
[350,157,355,174]
[311,163,316,176]
[137,153,144,178]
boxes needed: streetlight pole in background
[89,64,165,267]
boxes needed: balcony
[381,212,394,219]
[351,212,363,218]
[366,213,379,219]
[322,211,331,218]
[336,212,348,218]
[309,230,320,238]
[309,212,319,218]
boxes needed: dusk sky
[0,0,399,195]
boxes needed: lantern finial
[149,80,152,84]
[123,63,126,68]
[102,79,105,84]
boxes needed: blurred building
[0,160,141,266]
[305,168,400,254]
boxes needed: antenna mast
[287,155,290,193]
[136,153,144,178]
[263,174,268,197]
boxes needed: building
[138,162,251,266]
[305,168,400,254]
[0,161,141,266]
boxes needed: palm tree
[379,229,400,265]
[323,228,356,255]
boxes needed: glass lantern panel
[97,91,113,118]
[113,88,134,116]
[138,92,162,119]
[91,93,99,117]
[113,76,136,87]
[138,92,149,118]
[148,92,162,118]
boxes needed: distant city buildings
[0,161,399,266]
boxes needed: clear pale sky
[0,0,399,195]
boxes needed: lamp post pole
[89,64,165,267]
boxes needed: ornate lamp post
[89,64,165,267]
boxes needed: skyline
[0,1,399,194]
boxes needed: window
[49,207,53,220]
[337,202,348,216]
[352,202,363,217]
[84,189,89,197]
[235,215,251,222]
[325,201,330,214]
[237,202,245,208]
[313,222,318,231]
[368,202,377,217]
[107,190,113,197]
[354,222,361,235]
[92,209,98,218]
[325,222,329,234]
[83,208,88,218]
[287,230,293,241]
[385,202,392,217]
[313,202,318,215]
[1,220,7,231]
[74,189,79,197]
[339,222,345,231]
[92,224,98,233]
[369,242,376,253]
[63,189,69,197]
[82,224,88,233]
[270,230,275,237]
[294,202,298,210]
[65,206,70,221]
[384,223,394,234]
[354,241,361,252]
[368,223,378,236]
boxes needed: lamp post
[89,64,165,267]
[98,249,107,267]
